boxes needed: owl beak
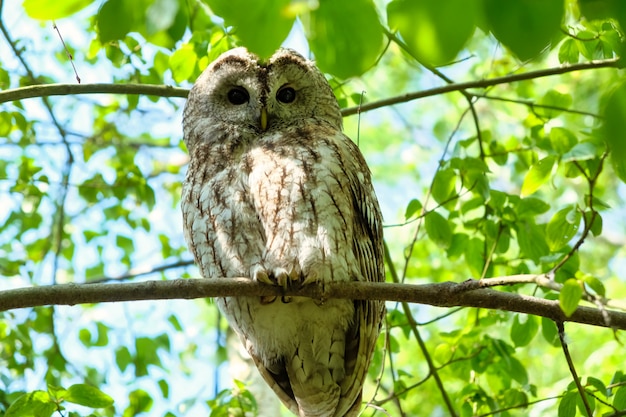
[260,107,268,131]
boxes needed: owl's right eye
[227,87,249,105]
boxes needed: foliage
[2,0,626,416]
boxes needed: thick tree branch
[0,83,189,104]
[1,278,625,330]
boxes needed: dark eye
[227,87,249,105]
[276,87,296,104]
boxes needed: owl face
[183,48,343,152]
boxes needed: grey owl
[181,47,385,417]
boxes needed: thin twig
[557,321,593,417]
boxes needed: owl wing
[336,135,385,416]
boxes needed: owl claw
[253,267,273,285]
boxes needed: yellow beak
[260,107,268,131]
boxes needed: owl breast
[182,121,359,355]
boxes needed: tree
[1,0,626,416]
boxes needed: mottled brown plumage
[181,48,384,417]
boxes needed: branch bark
[1,278,625,330]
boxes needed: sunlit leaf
[614,386,626,410]
[388,0,477,66]
[560,279,583,317]
[546,205,581,251]
[558,392,577,417]
[602,81,626,183]
[24,0,92,19]
[5,391,56,417]
[65,384,114,408]
[309,0,384,78]
[424,211,452,249]
[521,156,556,197]
[485,0,564,61]
[404,198,423,220]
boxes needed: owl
[181,47,385,417]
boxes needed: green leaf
[207,0,295,59]
[558,38,579,64]
[431,168,456,204]
[541,316,560,346]
[613,386,626,410]
[309,0,384,78]
[562,141,600,162]
[65,384,114,408]
[388,0,477,66]
[484,0,564,61]
[24,0,91,19]
[517,197,551,218]
[424,211,452,249]
[536,90,573,119]
[546,205,581,251]
[582,273,606,297]
[521,155,556,197]
[511,314,539,347]
[116,346,132,372]
[602,81,626,183]
[517,221,550,263]
[169,44,198,83]
[125,389,154,415]
[97,0,134,43]
[558,391,578,417]
[549,127,577,155]
[5,391,56,417]
[560,279,583,317]
[465,237,485,278]
[404,198,423,220]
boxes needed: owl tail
[285,341,343,417]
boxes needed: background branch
[2,278,625,330]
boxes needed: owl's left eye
[276,87,296,104]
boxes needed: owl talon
[253,267,273,285]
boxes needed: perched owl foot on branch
[252,264,303,304]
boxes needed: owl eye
[276,87,296,104]
[227,87,249,105]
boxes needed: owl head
[183,47,343,152]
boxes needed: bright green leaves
[388,0,477,66]
[65,384,115,408]
[308,0,384,78]
[602,81,626,183]
[205,0,383,77]
[560,278,583,317]
[546,206,582,251]
[5,385,113,417]
[521,155,556,197]
[5,391,56,417]
[484,0,564,61]
[425,211,452,249]
[23,0,92,20]
[510,314,539,347]
[97,0,187,47]
[207,380,258,417]
[206,0,294,59]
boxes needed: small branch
[341,58,620,116]
[0,83,189,104]
[2,278,626,330]
[557,321,593,417]
[88,259,195,283]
